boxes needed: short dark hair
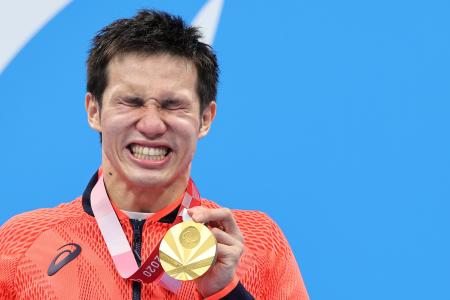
[87,9,219,112]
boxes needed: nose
[135,104,167,138]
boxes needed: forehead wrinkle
[105,53,199,102]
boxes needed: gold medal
[159,220,217,281]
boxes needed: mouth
[128,144,172,161]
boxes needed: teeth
[130,145,169,161]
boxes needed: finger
[188,207,241,238]
[210,227,243,247]
[215,243,243,265]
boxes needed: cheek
[177,120,201,143]
[101,112,133,134]
[99,114,133,156]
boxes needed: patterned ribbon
[90,174,201,292]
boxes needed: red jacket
[0,173,308,299]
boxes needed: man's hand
[187,206,244,297]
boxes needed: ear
[85,92,102,132]
[198,101,216,139]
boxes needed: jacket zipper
[131,219,146,300]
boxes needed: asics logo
[47,243,82,276]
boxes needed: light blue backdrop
[1,1,450,299]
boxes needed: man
[0,10,308,299]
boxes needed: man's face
[86,53,215,189]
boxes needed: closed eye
[119,97,145,107]
[161,99,185,110]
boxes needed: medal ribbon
[90,174,201,289]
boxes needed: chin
[124,170,174,188]
[126,175,163,188]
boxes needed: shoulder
[0,197,84,256]
[0,197,85,294]
[233,210,288,251]
[201,199,287,249]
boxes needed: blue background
[1,0,450,299]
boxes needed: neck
[102,169,189,213]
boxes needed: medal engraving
[179,226,201,249]
[160,220,217,281]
